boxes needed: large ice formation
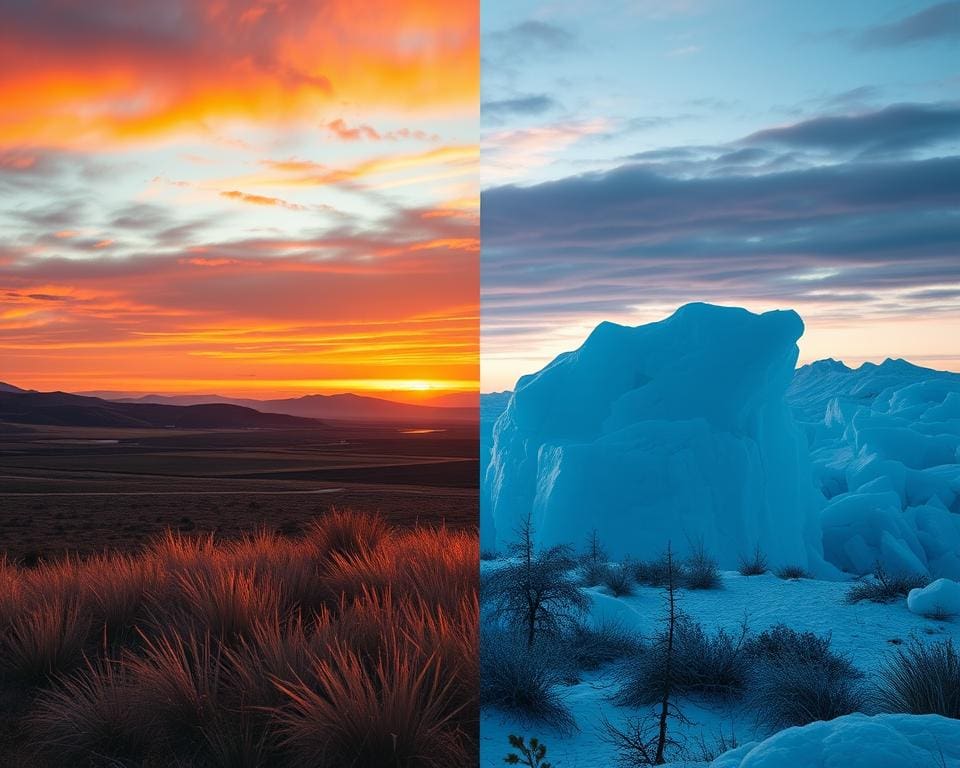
[788,358,960,577]
[484,303,827,571]
[483,303,960,578]
[709,713,960,768]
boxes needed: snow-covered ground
[480,568,960,767]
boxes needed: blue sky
[480,0,960,391]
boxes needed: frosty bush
[877,638,960,718]
[633,554,686,587]
[614,618,749,706]
[845,564,927,604]
[567,619,642,672]
[504,734,552,768]
[738,544,768,576]
[602,564,637,597]
[776,564,809,580]
[684,544,720,590]
[480,628,576,733]
[745,624,864,727]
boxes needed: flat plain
[0,420,478,561]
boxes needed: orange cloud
[220,190,306,210]
[324,118,439,142]
[258,144,478,188]
[0,0,479,149]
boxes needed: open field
[0,421,477,561]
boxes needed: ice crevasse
[484,302,960,578]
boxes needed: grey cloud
[742,103,960,155]
[857,2,960,48]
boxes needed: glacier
[483,303,960,578]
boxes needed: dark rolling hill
[113,391,477,424]
[0,390,321,429]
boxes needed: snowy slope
[485,304,827,571]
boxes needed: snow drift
[907,578,960,618]
[484,303,827,571]
[709,713,960,768]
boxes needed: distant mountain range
[0,389,319,429]
[108,392,476,423]
[0,382,477,428]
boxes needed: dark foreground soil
[0,421,478,561]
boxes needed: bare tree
[580,528,610,586]
[486,513,588,647]
[654,545,680,764]
[602,544,687,765]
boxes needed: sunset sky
[0,0,478,402]
[481,0,960,392]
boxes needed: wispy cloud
[856,2,960,48]
[482,95,560,119]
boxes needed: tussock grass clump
[580,561,609,588]
[845,565,927,604]
[276,643,469,768]
[307,507,390,559]
[745,624,864,727]
[1,596,91,686]
[32,658,151,764]
[877,637,960,718]
[0,511,478,767]
[614,618,748,706]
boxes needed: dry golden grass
[0,510,478,767]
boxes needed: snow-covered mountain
[482,305,960,578]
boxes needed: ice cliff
[484,303,828,572]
